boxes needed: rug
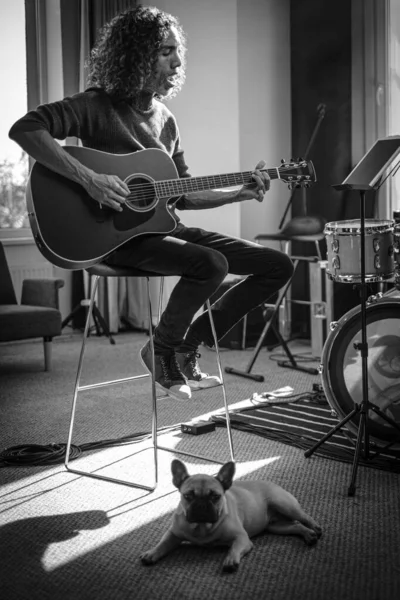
[213,399,400,473]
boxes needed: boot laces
[159,353,184,383]
[185,351,204,377]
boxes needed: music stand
[304,136,400,496]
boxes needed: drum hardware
[366,292,383,304]
[312,300,326,319]
[393,212,400,289]
[305,137,400,496]
[224,256,321,382]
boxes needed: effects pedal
[181,421,216,436]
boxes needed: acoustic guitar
[26,146,316,270]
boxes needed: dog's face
[171,459,235,525]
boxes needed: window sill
[0,229,34,246]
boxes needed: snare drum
[325,219,395,283]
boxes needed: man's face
[145,26,183,97]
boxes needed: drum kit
[306,217,400,495]
[304,137,400,495]
[321,218,400,444]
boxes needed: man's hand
[237,160,271,202]
[86,173,130,211]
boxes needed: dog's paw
[305,517,322,538]
[140,550,159,566]
[313,523,322,539]
[222,557,240,573]
[303,529,320,546]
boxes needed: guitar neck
[155,168,280,197]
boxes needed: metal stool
[65,264,234,491]
[254,214,326,258]
[254,217,325,339]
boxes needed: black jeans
[106,223,294,353]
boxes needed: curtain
[88,0,138,47]
[58,0,160,333]
[351,0,389,219]
[25,0,48,111]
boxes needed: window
[0,0,29,232]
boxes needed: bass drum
[320,287,400,442]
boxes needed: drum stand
[305,182,400,495]
[225,256,319,382]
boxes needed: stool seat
[87,264,161,279]
[255,216,326,244]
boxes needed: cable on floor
[0,424,180,467]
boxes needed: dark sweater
[9,87,194,210]
[10,88,245,213]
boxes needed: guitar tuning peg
[281,158,286,164]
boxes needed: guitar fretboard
[154,169,280,197]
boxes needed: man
[9,5,293,401]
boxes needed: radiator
[9,263,54,302]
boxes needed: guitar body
[27,147,179,269]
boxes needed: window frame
[0,0,47,240]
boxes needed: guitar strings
[124,174,261,199]
[126,173,254,192]
[124,166,305,192]
[122,166,308,203]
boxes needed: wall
[238,0,291,242]
[145,0,290,243]
[147,0,241,239]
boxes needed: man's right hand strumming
[86,173,130,212]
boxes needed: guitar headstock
[278,158,316,190]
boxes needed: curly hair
[87,5,187,102]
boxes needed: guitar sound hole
[126,176,157,212]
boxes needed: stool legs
[65,275,157,491]
[65,275,234,491]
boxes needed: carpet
[213,399,400,473]
[2,334,400,600]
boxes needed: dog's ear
[215,461,235,491]
[171,459,190,489]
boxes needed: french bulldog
[140,459,322,572]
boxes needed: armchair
[0,241,64,371]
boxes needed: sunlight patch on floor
[41,453,281,572]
